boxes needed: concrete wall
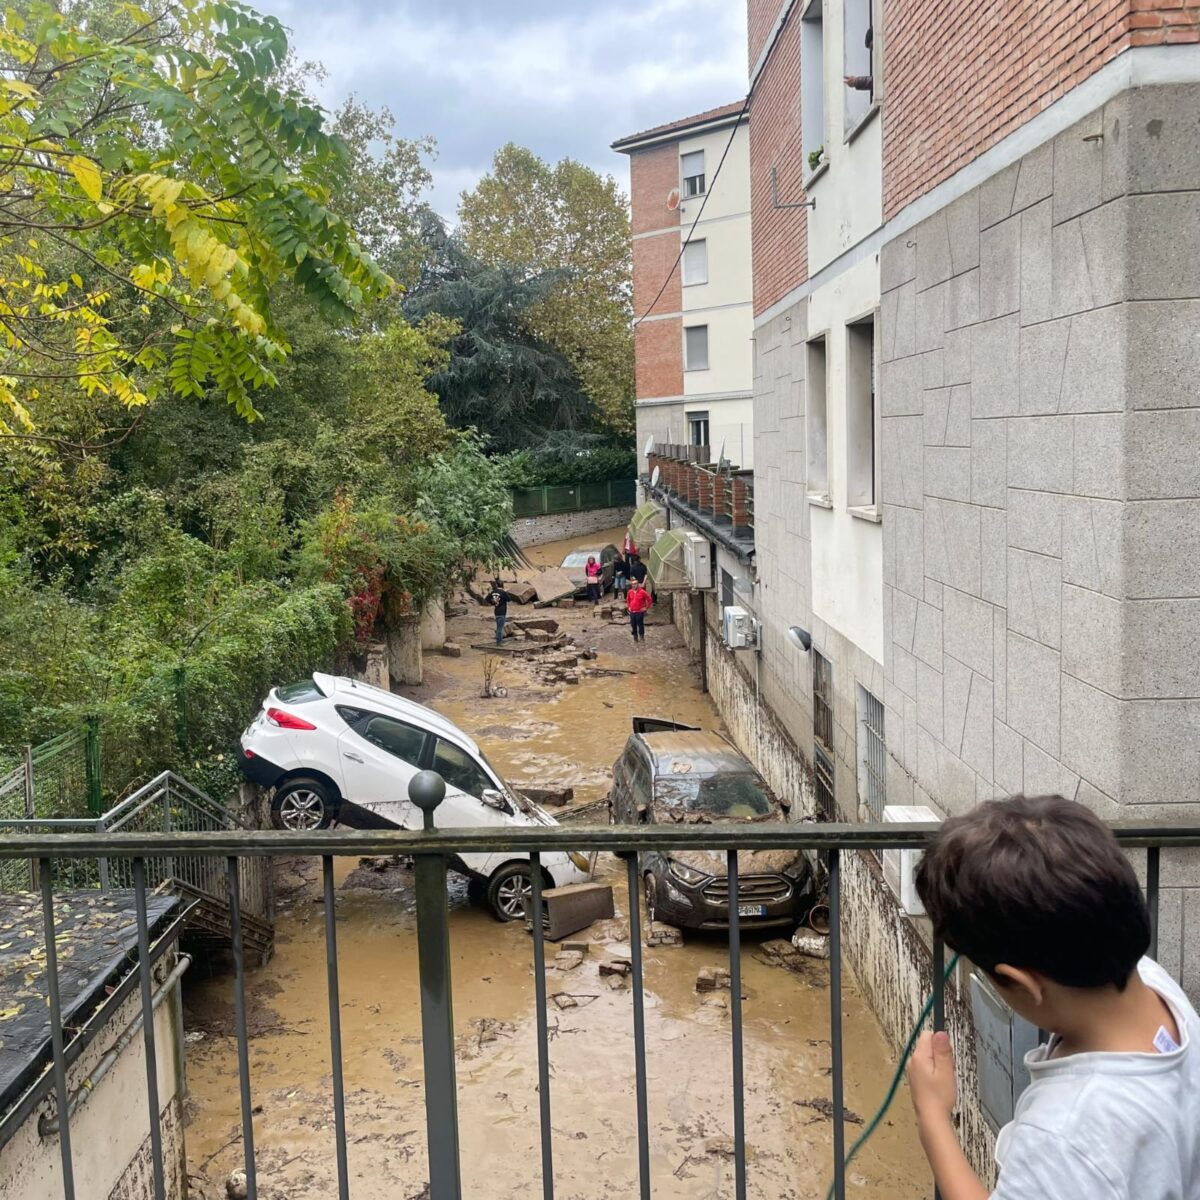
[510,506,635,548]
[878,81,1200,991]
[0,955,187,1200]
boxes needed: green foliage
[497,439,637,487]
[457,144,634,435]
[0,1,393,432]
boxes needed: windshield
[561,551,598,568]
[654,772,776,819]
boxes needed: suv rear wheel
[271,776,338,831]
[486,862,534,922]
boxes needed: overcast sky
[257,0,748,218]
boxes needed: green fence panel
[578,481,611,510]
[610,479,637,506]
[544,485,581,514]
[510,478,638,517]
[511,487,548,517]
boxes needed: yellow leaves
[0,79,38,101]
[67,155,103,203]
[70,273,83,289]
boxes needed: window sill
[807,492,833,509]
[684,367,710,374]
[682,279,708,288]
[848,504,881,524]
[804,159,830,189]
[844,102,880,147]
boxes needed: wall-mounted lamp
[786,625,812,652]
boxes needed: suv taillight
[266,707,317,731]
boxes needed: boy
[907,794,1198,1199]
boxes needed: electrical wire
[632,90,752,327]
[824,953,962,1200]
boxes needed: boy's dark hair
[915,794,1150,990]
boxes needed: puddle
[182,527,930,1198]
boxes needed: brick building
[627,0,1200,1175]
[613,104,754,471]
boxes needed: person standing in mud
[612,549,629,597]
[585,555,603,604]
[628,552,648,588]
[627,577,652,642]
[488,578,516,645]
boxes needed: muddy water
[183,527,931,1198]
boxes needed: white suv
[239,672,590,919]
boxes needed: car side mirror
[481,788,513,815]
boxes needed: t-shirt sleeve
[991,1125,1120,1200]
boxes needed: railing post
[95,818,110,891]
[24,744,35,890]
[84,716,102,816]
[409,771,462,1199]
[828,849,846,1200]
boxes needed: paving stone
[1007,549,1062,650]
[915,208,953,292]
[1019,318,1070,415]
[946,190,981,274]
[971,315,1020,417]
[1129,194,1200,301]
[1128,300,1200,410]
[1128,409,1200,500]
[1007,633,1061,757]
[1072,413,1123,501]
[1007,488,1062,557]
[944,586,994,677]
[1007,416,1074,493]
[971,419,1007,508]
[1019,198,1053,326]
[1059,305,1126,414]
[1052,113,1104,225]
[979,213,1021,320]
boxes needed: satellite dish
[644,434,656,456]
[786,626,812,652]
[666,187,680,211]
[651,466,661,488]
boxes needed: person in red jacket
[626,578,652,642]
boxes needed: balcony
[1,799,1193,1200]
[645,445,754,562]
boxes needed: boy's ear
[993,963,1045,1006]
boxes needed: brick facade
[882,0,1200,219]
[631,229,681,320]
[628,142,681,236]
[748,10,808,315]
[634,318,683,399]
[748,0,782,68]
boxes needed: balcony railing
[3,814,1196,1200]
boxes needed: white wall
[0,964,187,1200]
[688,396,754,469]
[806,254,883,662]
[805,0,883,273]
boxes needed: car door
[428,737,514,875]
[336,709,429,827]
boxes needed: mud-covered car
[609,719,816,931]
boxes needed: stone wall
[878,81,1200,992]
[510,506,635,548]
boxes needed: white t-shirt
[992,959,1200,1199]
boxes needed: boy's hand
[907,1031,957,1122]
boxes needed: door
[337,711,429,827]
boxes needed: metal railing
[0,771,271,928]
[511,478,638,518]
[2,814,1195,1200]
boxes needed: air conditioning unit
[882,805,938,916]
[722,604,759,650]
[683,533,714,590]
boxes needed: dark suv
[609,719,816,931]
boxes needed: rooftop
[611,99,747,152]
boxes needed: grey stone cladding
[878,83,1200,990]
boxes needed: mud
[182,526,931,1198]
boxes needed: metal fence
[511,478,638,518]
[3,815,1195,1200]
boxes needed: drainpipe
[40,955,192,1137]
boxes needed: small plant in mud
[482,655,500,698]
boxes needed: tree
[0,2,392,436]
[404,214,592,452]
[457,144,634,435]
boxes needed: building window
[846,314,878,510]
[856,685,886,822]
[801,1,825,174]
[682,238,708,286]
[681,150,705,197]
[720,568,734,612]
[684,324,709,371]
[688,410,710,448]
[806,335,829,502]
[843,0,875,133]
[813,648,835,819]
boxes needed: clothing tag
[1153,1025,1180,1054]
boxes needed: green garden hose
[825,952,961,1200]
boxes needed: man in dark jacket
[628,554,648,585]
[488,579,517,644]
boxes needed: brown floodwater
[182,527,931,1199]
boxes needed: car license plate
[738,904,767,918]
